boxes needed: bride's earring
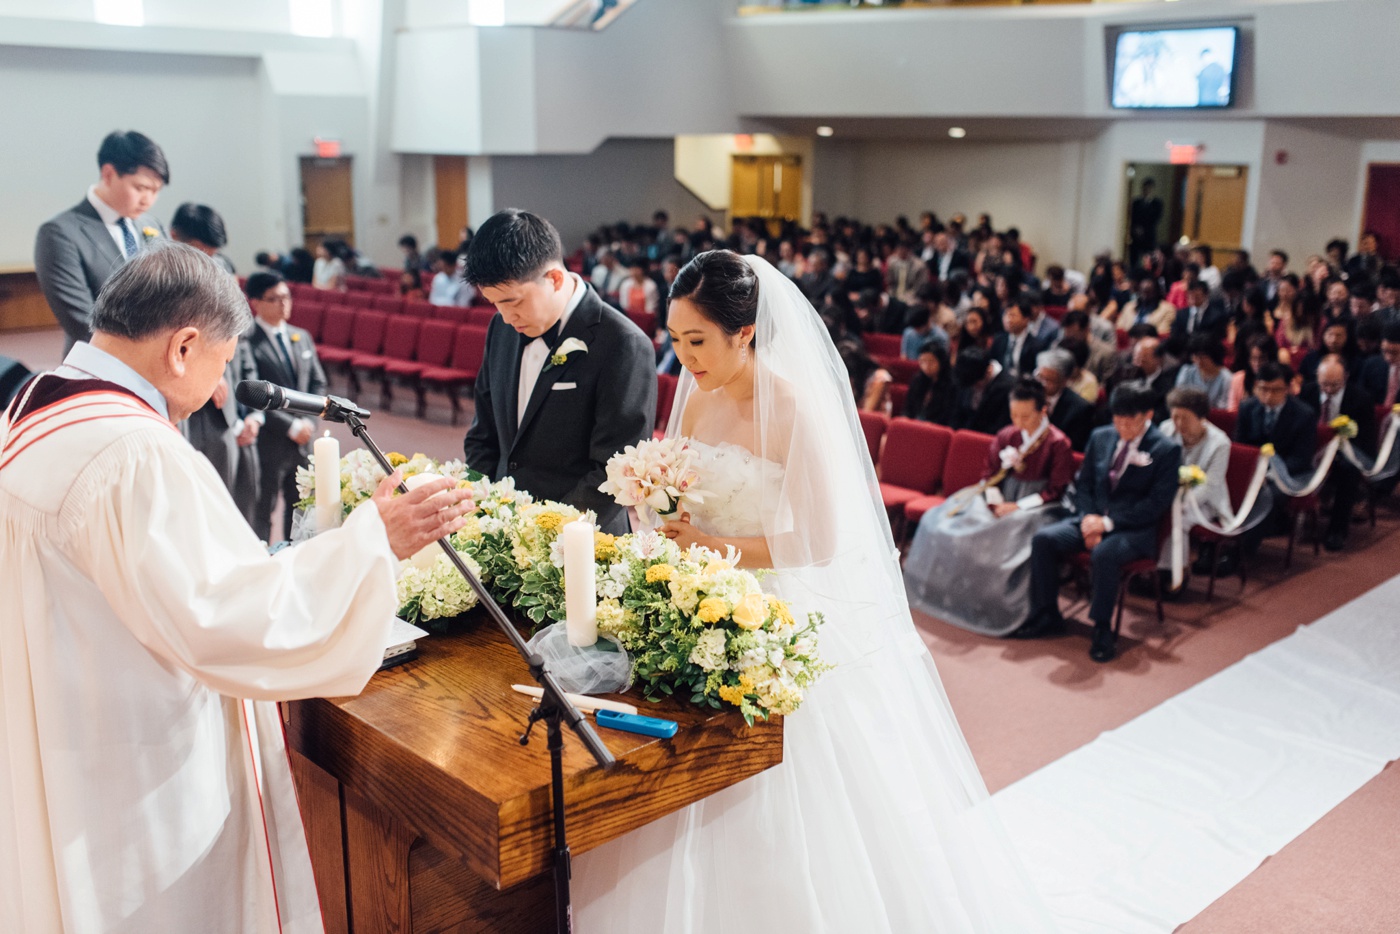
[741,343,750,365]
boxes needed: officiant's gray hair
[91,240,252,343]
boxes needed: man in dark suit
[1359,321,1400,408]
[1169,279,1230,350]
[183,339,261,526]
[1236,362,1317,550]
[463,210,656,534]
[35,131,169,353]
[989,296,1046,380]
[951,347,1015,436]
[928,231,971,283]
[1302,354,1376,551]
[243,272,329,542]
[1017,384,1182,662]
[1035,348,1095,451]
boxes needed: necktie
[1264,406,1279,434]
[1109,440,1131,489]
[1321,395,1333,424]
[121,219,139,259]
[1388,366,1400,408]
[275,330,297,381]
[1188,306,1199,333]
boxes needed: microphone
[234,380,371,423]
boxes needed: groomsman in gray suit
[34,131,170,352]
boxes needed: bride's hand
[660,512,708,551]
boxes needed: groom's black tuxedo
[464,285,656,533]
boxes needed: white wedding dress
[573,258,1056,933]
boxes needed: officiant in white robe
[0,242,472,934]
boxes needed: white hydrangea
[688,628,728,672]
[597,562,631,600]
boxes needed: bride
[574,251,1056,932]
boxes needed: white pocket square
[300,350,313,359]
[552,382,577,391]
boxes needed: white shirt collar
[86,184,125,228]
[53,341,169,419]
[532,273,587,344]
[256,317,288,341]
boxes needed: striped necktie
[121,219,139,259]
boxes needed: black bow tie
[521,320,562,353]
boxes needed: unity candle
[561,519,598,646]
[403,472,443,568]
[313,432,341,533]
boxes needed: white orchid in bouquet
[599,437,709,523]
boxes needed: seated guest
[1353,315,1384,388]
[904,339,957,425]
[1174,333,1232,410]
[901,303,948,360]
[429,250,471,306]
[839,342,893,414]
[1170,278,1230,348]
[952,306,994,361]
[1055,309,1116,384]
[1035,348,1094,451]
[1360,321,1400,406]
[1273,282,1319,365]
[951,346,1015,435]
[1159,387,1232,577]
[1114,277,1176,335]
[398,233,422,272]
[800,250,838,304]
[1236,361,1317,549]
[1025,291,1062,345]
[914,281,959,335]
[990,295,1046,379]
[904,378,1077,636]
[1166,262,1200,310]
[1041,265,1076,311]
[617,259,660,317]
[1059,336,1101,404]
[1017,384,1182,661]
[1110,334,1178,424]
[1302,354,1376,551]
[1298,318,1357,386]
[399,267,426,301]
[311,240,346,291]
[1228,334,1279,412]
[844,246,884,297]
[885,240,929,304]
[1375,268,1400,329]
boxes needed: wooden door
[434,155,469,250]
[1361,163,1400,262]
[300,156,355,251]
[1181,164,1248,267]
[730,154,802,228]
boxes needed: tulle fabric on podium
[572,256,1057,933]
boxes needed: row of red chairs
[294,298,497,332]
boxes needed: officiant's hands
[373,471,474,560]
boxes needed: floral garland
[298,452,828,722]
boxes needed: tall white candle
[313,432,341,533]
[561,519,598,647]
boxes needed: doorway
[1124,162,1249,268]
[434,155,469,250]
[299,155,355,251]
[1360,163,1400,263]
[730,154,803,235]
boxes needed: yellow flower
[718,682,749,707]
[1260,443,1277,459]
[141,226,159,238]
[1178,464,1207,488]
[703,560,731,577]
[646,563,674,583]
[534,511,565,532]
[594,531,618,561]
[696,596,729,624]
[289,332,301,343]
[766,595,795,628]
[1329,415,1358,440]
[1393,404,1400,415]
[732,592,767,630]
[386,452,408,467]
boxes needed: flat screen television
[1111,26,1239,109]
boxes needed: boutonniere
[141,226,160,240]
[290,333,301,343]
[1126,450,1153,468]
[998,446,1021,471]
[546,337,588,369]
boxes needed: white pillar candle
[403,472,443,568]
[313,432,341,534]
[561,519,598,647]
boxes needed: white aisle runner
[993,575,1400,933]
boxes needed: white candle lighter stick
[510,684,638,716]
[560,519,598,647]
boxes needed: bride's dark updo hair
[669,250,759,343]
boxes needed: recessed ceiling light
[816,126,835,138]
[948,127,967,139]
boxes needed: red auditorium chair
[382,320,458,416]
[433,306,473,325]
[903,429,993,526]
[404,300,436,319]
[291,303,326,342]
[343,292,374,309]
[349,317,421,408]
[865,333,902,358]
[372,295,405,315]
[467,307,497,328]
[626,310,658,338]
[366,279,395,295]
[1116,329,1131,351]
[877,418,953,540]
[858,410,888,466]
[345,276,373,292]
[1191,442,1261,600]
[420,325,488,424]
[331,311,387,393]
[655,373,679,435]
[1069,514,1172,636]
[1207,408,1237,438]
[887,383,908,418]
[290,283,318,302]
[313,307,357,380]
[885,358,920,384]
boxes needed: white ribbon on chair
[1169,448,1274,589]
[1336,407,1400,483]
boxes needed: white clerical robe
[0,381,399,933]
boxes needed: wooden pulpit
[287,614,783,933]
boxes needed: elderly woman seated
[1158,386,1233,585]
[903,378,1077,636]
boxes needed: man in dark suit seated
[1236,361,1317,550]
[34,130,169,353]
[989,295,1047,380]
[1169,279,1230,351]
[244,272,329,542]
[1302,354,1376,551]
[1035,348,1095,451]
[1016,384,1182,662]
[951,347,1015,436]
[1359,321,1400,409]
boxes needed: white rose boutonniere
[998,446,1021,471]
[547,337,588,369]
[1126,449,1154,469]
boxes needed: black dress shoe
[1089,625,1117,663]
[1011,612,1066,639]
[1324,531,1346,552]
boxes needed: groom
[462,209,656,534]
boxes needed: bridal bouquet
[592,531,828,724]
[598,437,708,523]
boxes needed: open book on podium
[380,618,427,670]
[288,613,784,934]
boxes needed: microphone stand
[340,408,613,934]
